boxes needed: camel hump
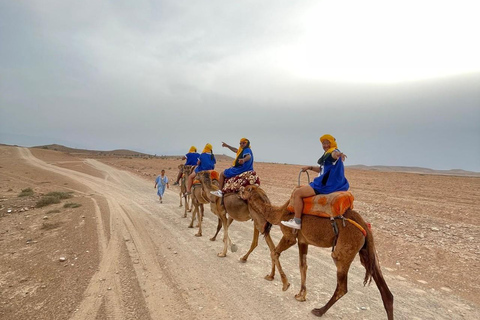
[287,191,354,218]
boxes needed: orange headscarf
[202,143,213,153]
[233,138,250,166]
[320,134,337,154]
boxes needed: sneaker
[210,190,223,197]
[173,181,179,186]
[281,218,301,230]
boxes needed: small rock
[431,227,439,231]
[43,216,48,220]
[7,209,12,213]
[59,257,67,262]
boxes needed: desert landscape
[1,144,479,320]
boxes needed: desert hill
[29,144,480,177]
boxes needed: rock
[431,227,439,231]
[59,257,67,262]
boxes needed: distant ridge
[32,144,235,161]
[347,164,480,177]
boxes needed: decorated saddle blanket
[222,170,260,194]
[287,189,354,218]
[193,170,220,185]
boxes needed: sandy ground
[1,145,479,320]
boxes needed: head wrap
[233,138,250,166]
[188,146,197,153]
[320,134,337,154]
[318,134,338,166]
[202,143,213,153]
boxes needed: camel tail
[353,210,394,319]
[263,222,272,238]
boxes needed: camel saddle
[222,170,260,195]
[193,170,219,185]
[287,190,354,218]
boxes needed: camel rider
[281,134,349,229]
[210,138,254,197]
[173,146,200,185]
[185,143,216,195]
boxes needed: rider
[281,134,349,229]
[210,138,254,197]
[185,143,216,195]
[173,146,200,185]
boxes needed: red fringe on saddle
[222,170,260,194]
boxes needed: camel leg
[217,213,229,257]
[294,241,309,301]
[359,244,394,320]
[311,244,356,317]
[210,218,222,241]
[263,233,291,291]
[195,204,203,237]
[240,225,259,263]
[188,204,196,228]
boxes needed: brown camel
[240,185,394,319]
[178,164,194,217]
[188,177,223,241]
[196,171,291,291]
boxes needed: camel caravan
[171,137,394,319]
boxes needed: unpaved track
[18,148,480,319]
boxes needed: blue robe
[195,153,216,173]
[310,151,349,194]
[224,147,254,178]
[155,175,169,196]
[185,152,200,166]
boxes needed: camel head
[196,171,214,188]
[240,184,258,200]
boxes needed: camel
[188,175,223,242]
[178,164,193,217]
[196,171,291,291]
[240,185,394,319]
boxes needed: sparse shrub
[45,191,73,200]
[46,209,61,214]
[36,196,61,208]
[64,202,81,208]
[35,191,74,208]
[18,188,34,197]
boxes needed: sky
[1,0,479,172]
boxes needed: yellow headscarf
[320,134,338,154]
[202,143,213,153]
[188,146,197,153]
[233,138,250,166]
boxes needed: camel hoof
[264,275,274,281]
[183,215,187,218]
[195,233,202,237]
[295,294,306,302]
[230,244,238,252]
[187,209,192,212]
[239,257,248,263]
[179,205,182,207]
[217,253,227,257]
[311,308,325,317]
[188,225,193,228]
[209,237,216,241]
[282,283,291,291]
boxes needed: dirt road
[1,146,479,319]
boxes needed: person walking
[154,169,169,203]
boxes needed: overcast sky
[1,0,479,172]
